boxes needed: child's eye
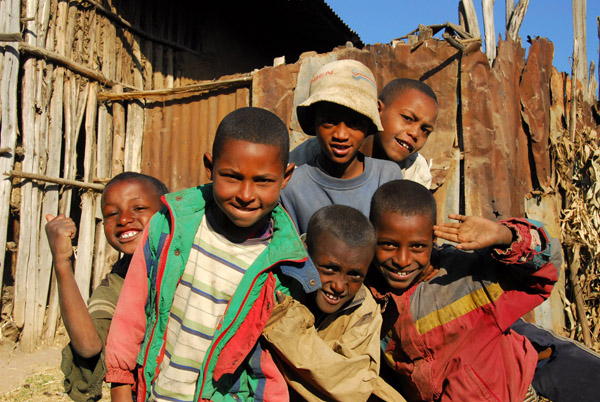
[402,114,414,122]
[103,211,119,218]
[377,242,397,251]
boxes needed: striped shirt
[150,215,271,402]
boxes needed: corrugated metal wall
[141,86,250,191]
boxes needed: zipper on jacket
[198,256,306,400]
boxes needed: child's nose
[119,210,134,225]
[330,277,346,293]
[332,122,350,141]
[394,248,411,267]
[236,181,254,204]
[406,123,419,141]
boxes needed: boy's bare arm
[434,214,513,251]
[45,214,102,358]
[110,383,134,402]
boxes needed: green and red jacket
[105,184,320,401]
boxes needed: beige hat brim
[297,86,383,136]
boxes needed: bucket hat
[297,59,383,135]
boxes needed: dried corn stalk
[551,104,600,351]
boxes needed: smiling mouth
[118,230,140,241]
[394,138,414,153]
[320,289,345,304]
[383,265,417,278]
[232,205,258,213]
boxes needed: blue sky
[325,1,600,77]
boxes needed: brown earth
[0,331,109,402]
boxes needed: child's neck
[316,152,365,179]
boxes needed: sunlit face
[376,89,438,163]
[310,231,373,314]
[373,211,435,292]
[204,139,293,239]
[102,179,164,255]
[313,102,371,178]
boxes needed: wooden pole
[0,33,22,41]
[568,245,592,346]
[505,0,514,32]
[73,83,99,306]
[124,7,145,173]
[482,0,497,66]
[18,42,136,89]
[97,76,253,101]
[35,0,56,345]
[111,85,125,176]
[506,0,530,41]
[6,171,105,191]
[0,0,21,321]
[15,0,41,351]
[459,0,481,38]
[43,0,66,342]
[572,0,587,97]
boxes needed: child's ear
[280,162,295,189]
[378,99,385,114]
[203,153,214,181]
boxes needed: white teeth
[396,139,412,151]
[323,291,341,301]
[119,230,138,239]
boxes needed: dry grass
[0,366,110,402]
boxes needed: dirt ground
[0,332,109,402]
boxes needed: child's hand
[45,214,77,265]
[434,214,513,251]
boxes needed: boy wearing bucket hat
[280,59,402,234]
[291,77,438,189]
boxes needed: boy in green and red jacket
[105,107,320,402]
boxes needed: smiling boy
[367,180,558,402]
[291,78,437,189]
[45,172,167,402]
[280,59,403,234]
[262,205,405,402]
[105,107,320,402]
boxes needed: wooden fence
[1,1,599,352]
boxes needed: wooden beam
[460,0,481,38]
[568,245,593,347]
[482,0,497,65]
[78,0,201,56]
[97,75,253,101]
[18,42,137,90]
[5,170,105,191]
[572,0,587,99]
[507,0,530,41]
[506,0,515,30]
[0,33,22,41]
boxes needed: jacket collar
[280,254,321,293]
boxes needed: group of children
[44,59,599,402]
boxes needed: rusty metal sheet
[461,39,531,220]
[141,86,250,192]
[253,40,461,220]
[520,38,554,190]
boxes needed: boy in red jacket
[367,180,558,402]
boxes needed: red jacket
[369,219,558,402]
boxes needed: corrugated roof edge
[320,0,365,47]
